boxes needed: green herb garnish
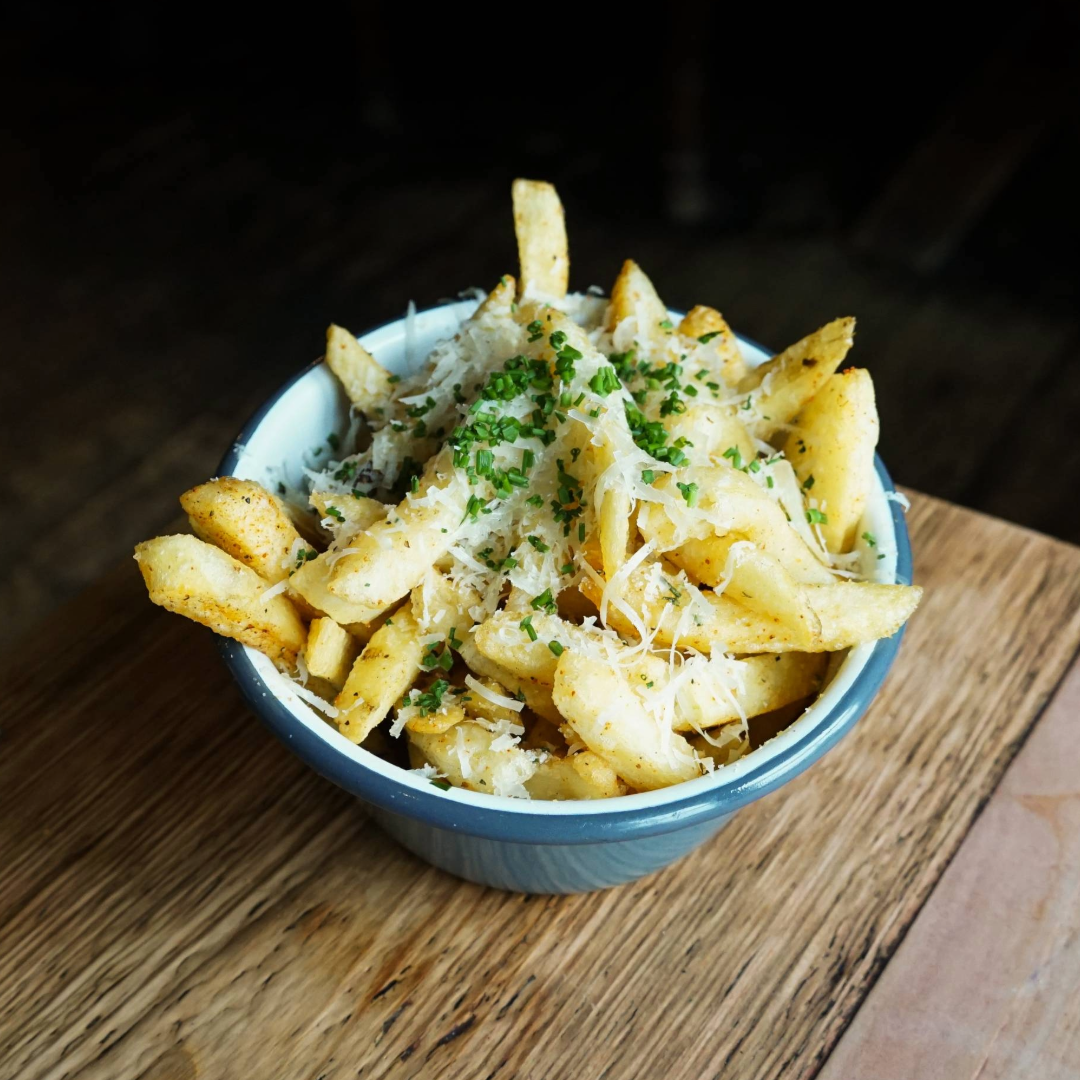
[676,481,699,508]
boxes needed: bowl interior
[220,299,911,828]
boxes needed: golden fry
[679,304,746,385]
[553,652,701,790]
[782,368,879,552]
[135,534,306,666]
[739,317,855,438]
[335,602,424,743]
[512,179,568,299]
[325,324,393,414]
[180,477,301,584]
[303,617,359,691]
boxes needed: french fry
[303,617,359,691]
[476,607,821,730]
[525,751,627,800]
[461,675,525,726]
[679,304,746,385]
[134,534,306,665]
[180,478,302,584]
[408,722,541,797]
[516,298,595,356]
[325,323,393,414]
[636,467,834,585]
[606,259,669,346]
[329,447,466,607]
[552,652,701,790]
[309,490,387,532]
[670,653,827,732]
[473,609,613,686]
[663,406,757,469]
[585,441,631,579]
[782,368,879,553]
[804,581,922,650]
[410,571,479,638]
[456,635,561,724]
[582,562,922,654]
[512,179,568,300]
[739,317,855,439]
[667,538,822,647]
[289,550,385,631]
[404,700,467,735]
[334,601,424,743]
[472,275,516,319]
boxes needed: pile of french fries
[135,179,921,800]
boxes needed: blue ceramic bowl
[218,301,913,894]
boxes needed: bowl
[218,300,913,894]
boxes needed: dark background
[4,4,1080,646]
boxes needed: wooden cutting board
[2,492,1079,1080]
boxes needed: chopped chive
[676,481,699,508]
[806,508,828,525]
[548,640,564,657]
[588,366,621,396]
[530,588,556,614]
[519,615,538,641]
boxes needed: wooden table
[3,493,1079,1080]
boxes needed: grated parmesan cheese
[465,675,524,713]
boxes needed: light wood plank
[819,661,1080,1080]
[1,494,1079,1080]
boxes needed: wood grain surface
[2,493,1080,1080]
[819,662,1080,1080]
